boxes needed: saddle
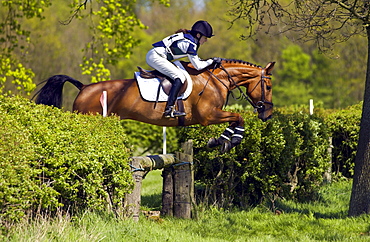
[135,65,191,126]
[136,66,188,96]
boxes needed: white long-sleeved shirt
[152,32,214,70]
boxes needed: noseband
[208,64,273,113]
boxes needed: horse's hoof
[220,140,232,153]
[207,138,220,148]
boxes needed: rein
[206,64,273,112]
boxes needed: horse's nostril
[260,114,273,122]
[262,115,273,122]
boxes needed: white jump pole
[100,91,107,117]
[163,127,167,154]
[309,99,314,115]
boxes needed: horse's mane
[222,58,262,68]
[180,58,262,75]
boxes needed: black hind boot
[164,78,186,118]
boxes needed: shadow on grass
[267,180,352,219]
[141,193,162,211]
[273,199,348,219]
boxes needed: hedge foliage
[0,95,362,223]
[326,102,362,177]
[179,104,361,208]
[0,95,133,225]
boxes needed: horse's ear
[265,62,275,75]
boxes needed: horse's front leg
[205,110,245,153]
[207,125,245,153]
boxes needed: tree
[276,44,313,105]
[0,0,170,94]
[228,0,370,216]
[69,0,151,83]
[0,0,52,95]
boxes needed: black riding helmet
[191,20,214,38]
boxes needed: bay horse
[35,59,275,153]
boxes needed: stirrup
[164,106,174,118]
[172,110,186,117]
[164,106,186,118]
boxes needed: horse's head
[220,60,275,122]
[250,62,275,122]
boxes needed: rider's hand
[212,57,222,68]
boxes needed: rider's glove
[212,57,222,68]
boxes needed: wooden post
[161,167,173,216]
[125,140,194,221]
[125,158,145,222]
[162,140,194,219]
[173,153,192,218]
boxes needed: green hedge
[0,94,362,223]
[0,95,133,225]
[326,103,362,177]
[179,107,333,207]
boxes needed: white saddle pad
[135,61,193,102]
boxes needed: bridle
[255,68,274,112]
[207,64,274,113]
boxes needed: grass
[4,172,370,242]
[140,170,163,211]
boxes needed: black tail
[34,75,84,108]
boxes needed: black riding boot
[164,78,186,118]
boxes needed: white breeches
[146,48,186,83]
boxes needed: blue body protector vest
[152,33,198,61]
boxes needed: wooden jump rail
[125,140,194,221]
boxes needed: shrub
[0,95,133,226]
[179,107,331,207]
[326,102,362,177]
[1,94,362,222]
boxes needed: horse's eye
[266,85,272,91]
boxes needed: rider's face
[198,35,208,45]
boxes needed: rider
[146,20,222,118]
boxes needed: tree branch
[329,0,368,22]
[59,0,90,25]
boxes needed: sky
[193,0,205,8]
